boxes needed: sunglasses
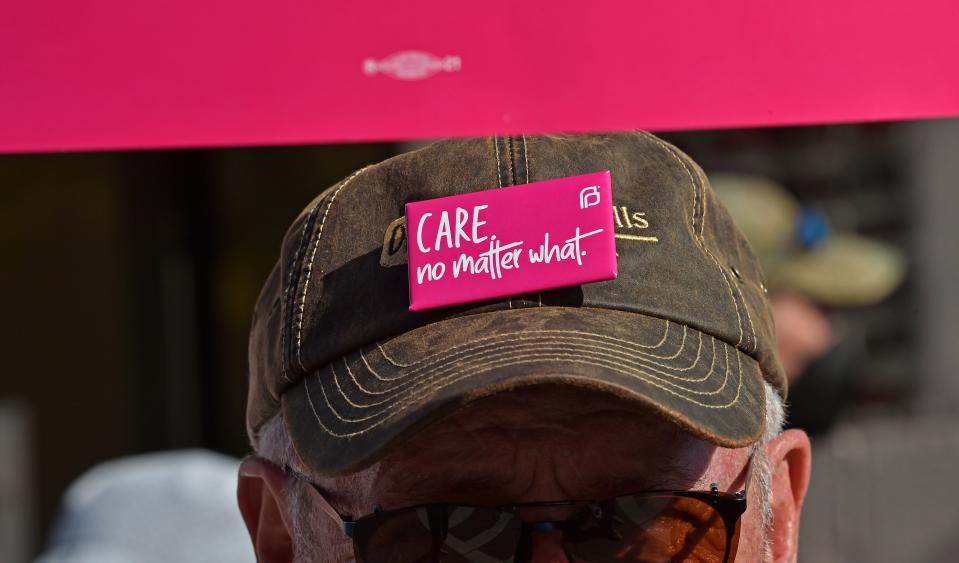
[300,457,751,563]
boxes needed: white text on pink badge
[414,204,604,284]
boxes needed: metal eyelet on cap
[591,504,604,519]
[730,266,743,281]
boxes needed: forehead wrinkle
[552,439,713,498]
[384,472,516,508]
[369,421,524,506]
[375,428,711,504]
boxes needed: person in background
[34,450,254,563]
[713,174,906,434]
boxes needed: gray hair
[253,413,332,563]
[254,382,786,562]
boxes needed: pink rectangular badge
[406,171,617,311]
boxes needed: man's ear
[238,456,296,563]
[765,428,812,563]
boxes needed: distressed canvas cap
[247,133,786,476]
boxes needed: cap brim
[774,234,907,307]
[283,307,767,476]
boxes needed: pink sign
[2,1,958,153]
[406,171,617,311]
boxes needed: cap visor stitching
[375,319,672,369]
[300,344,746,439]
[344,334,718,404]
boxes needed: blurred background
[2,119,958,562]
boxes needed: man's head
[238,133,812,562]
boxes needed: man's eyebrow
[377,455,708,506]
[580,458,706,496]
[643,460,707,489]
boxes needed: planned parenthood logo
[579,185,601,209]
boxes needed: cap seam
[634,130,702,264]
[281,201,323,383]
[522,134,530,184]
[506,135,517,186]
[492,136,503,188]
[692,162,758,353]
[493,135,516,310]
[639,132,752,353]
[294,166,369,373]
[521,134,542,307]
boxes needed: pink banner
[2,1,957,152]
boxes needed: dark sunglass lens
[355,507,436,563]
[442,506,524,562]
[564,495,734,563]
[356,506,523,563]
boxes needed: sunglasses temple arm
[308,485,355,536]
[741,450,757,496]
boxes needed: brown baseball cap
[247,133,785,476]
